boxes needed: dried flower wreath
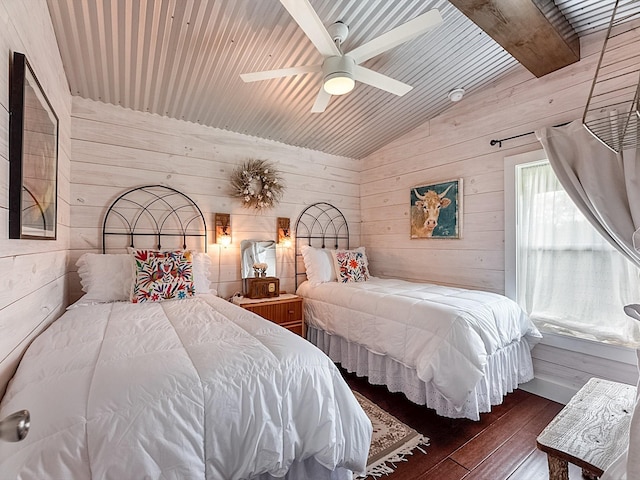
[230,159,284,210]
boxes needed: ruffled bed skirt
[253,459,351,480]
[307,326,535,421]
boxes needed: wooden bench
[537,378,636,480]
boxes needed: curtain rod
[489,121,571,148]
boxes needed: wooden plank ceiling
[46,0,631,159]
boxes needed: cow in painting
[411,184,454,238]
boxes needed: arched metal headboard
[294,202,349,289]
[102,185,207,253]
[22,185,47,231]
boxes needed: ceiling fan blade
[240,64,321,83]
[348,9,443,64]
[279,0,341,57]
[311,87,331,113]
[353,66,412,96]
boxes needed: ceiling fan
[240,0,443,113]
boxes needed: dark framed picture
[410,178,462,239]
[9,52,59,239]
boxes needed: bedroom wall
[360,26,640,401]
[0,0,71,396]
[68,97,360,301]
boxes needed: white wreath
[230,159,284,210]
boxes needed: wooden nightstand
[234,294,305,337]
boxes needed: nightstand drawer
[243,298,302,325]
[281,322,303,336]
[236,295,305,337]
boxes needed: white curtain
[517,161,640,345]
[536,119,640,267]
[535,119,640,480]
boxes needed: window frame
[504,148,548,300]
[504,150,636,400]
[504,148,639,352]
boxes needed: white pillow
[192,252,216,295]
[76,253,135,302]
[77,251,216,303]
[300,245,336,286]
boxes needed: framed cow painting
[410,178,462,239]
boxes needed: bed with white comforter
[0,294,371,479]
[298,277,542,420]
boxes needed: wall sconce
[215,213,231,246]
[278,217,292,248]
[0,410,30,442]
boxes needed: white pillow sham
[300,245,337,286]
[192,252,214,295]
[76,253,134,302]
[76,251,215,303]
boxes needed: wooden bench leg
[581,468,599,480]
[548,455,569,480]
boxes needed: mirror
[9,52,59,239]
[241,240,277,278]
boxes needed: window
[505,150,640,346]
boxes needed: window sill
[537,330,637,366]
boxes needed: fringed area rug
[353,391,429,478]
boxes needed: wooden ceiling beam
[449,0,580,78]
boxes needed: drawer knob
[288,310,294,314]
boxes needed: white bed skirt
[254,460,351,480]
[307,326,535,420]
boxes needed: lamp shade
[218,231,231,246]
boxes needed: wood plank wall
[69,98,360,301]
[0,0,71,397]
[360,25,640,399]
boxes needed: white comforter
[298,278,541,407]
[0,295,371,479]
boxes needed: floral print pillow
[131,249,195,303]
[332,248,370,283]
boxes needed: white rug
[353,391,430,478]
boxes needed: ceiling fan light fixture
[324,72,355,95]
[323,55,356,96]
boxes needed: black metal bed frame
[294,202,349,290]
[22,185,47,231]
[102,185,208,253]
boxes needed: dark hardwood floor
[343,370,584,480]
